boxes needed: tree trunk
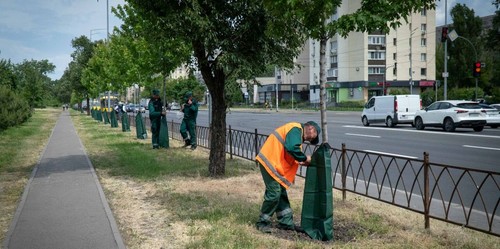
[206,77,227,177]
[319,37,328,144]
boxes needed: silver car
[479,103,500,128]
[414,100,487,132]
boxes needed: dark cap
[185,91,193,98]
[152,89,160,96]
[305,121,321,145]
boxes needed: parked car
[169,102,181,111]
[134,104,146,113]
[361,95,421,127]
[479,103,500,128]
[490,104,500,111]
[414,100,487,132]
[125,104,134,112]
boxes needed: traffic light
[441,27,448,42]
[473,61,481,77]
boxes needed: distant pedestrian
[180,91,198,150]
[148,89,165,149]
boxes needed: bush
[0,86,32,131]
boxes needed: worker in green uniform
[180,91,198,150]
[255,121,321,233]
[148,89,166,149]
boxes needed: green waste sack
[103,111,110,124]
[135,112,147,139]
[159,116,169,148]
[91,109,95,119]
[110,111,118,128]
[122,113,130,132]
[301,143,333,241]
[96,110,102,122]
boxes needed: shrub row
[0,86,32,131]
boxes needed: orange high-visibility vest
[256,122,303,189]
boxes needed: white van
[361,95,421,127]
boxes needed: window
[330,55,337,63]
[421,38,427,47]
[420,53,426,61]
[393,53,397,60]
[368,67,385,75]
[421,68,427,76]
[393,38,397,46]
[368,51,385,60]
[327,68,338,77]
[368,35,386,45]
[421,8,427,16]
[421,24,427,32]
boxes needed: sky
[0,0,497,81]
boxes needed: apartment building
[278,0,436,105]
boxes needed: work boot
[183,139,191,147]
[190,145,197,150]
[276,223,305,233]
[256,224,272,234]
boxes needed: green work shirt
[284,125,307,162]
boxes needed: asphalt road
[172,109,499,172]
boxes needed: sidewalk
[3,111,125,249]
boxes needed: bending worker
[148,89,166,149]
[255,121,321,233]
[180,91,198,150]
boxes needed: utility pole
[444,0,449,100]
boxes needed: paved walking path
[3,111,125,249]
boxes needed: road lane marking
[345,133,381,138]
[364,150,419,159]
[463,145,500,151]
[343,125,500,139]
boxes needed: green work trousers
[256,163,294,228]
[180,118,196,146]
[151,118,161,148]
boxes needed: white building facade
[279,0,436,105]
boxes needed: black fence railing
[125,115,499,237]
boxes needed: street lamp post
[409,27,418,94]
[444,0,449,100]
[448,30,479,100]
[384,64,395,96]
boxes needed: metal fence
[127,115,499,237]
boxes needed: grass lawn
[1,109,497,248]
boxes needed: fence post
[170,119,173,139]
[254,128,258,167]
[342,143,347,201]
[423,151,430,230]
[229,125,233,159]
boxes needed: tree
[264,0,436,144]
[14,59,55,108]
[125,0,305,177]
[67,36,98,114]
[486,7,500,96]
[447,4,483,89]
[0,59,16,89]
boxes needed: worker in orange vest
[255,121,321,233]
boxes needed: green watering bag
[301,143,334,241]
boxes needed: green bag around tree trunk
[159,116,169,148]
[110,111,118,128]
[103,111,110,124]
[121,113,130,132]
[96,110,102,122]
[301,143,333,241]
[135,112,147,139]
